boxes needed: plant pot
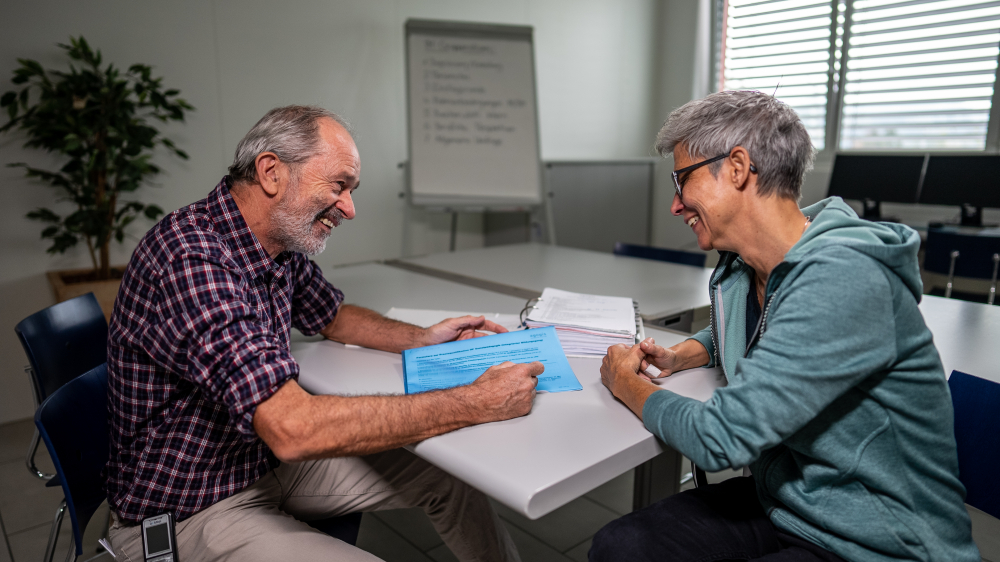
[46,267,126,320]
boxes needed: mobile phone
[141,513,178,562]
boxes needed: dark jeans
[589,477,846,562]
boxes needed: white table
[919,295,1000,383]
[293,262,724,519]
[390,243,713,324]
[293,324,723,519]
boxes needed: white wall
[649,0,706,254]
[0,0,660,423]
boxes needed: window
[717,0,1000,152]
[720,0,840,150]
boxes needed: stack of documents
[524,288,640,357]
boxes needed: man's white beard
[270,178,340,256]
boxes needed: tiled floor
[1,416,996,562]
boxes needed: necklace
[803,215,812,232]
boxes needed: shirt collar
[207,176,291,279]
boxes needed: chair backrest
[35,363,109,558]
[924,228,1000,279]
[948,370,1000,519]
[613,242,707,268]
[15,292,109,404]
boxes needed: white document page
[527,288,636,335]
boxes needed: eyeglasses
[671,153,729,199]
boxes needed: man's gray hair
[228,105,350,184]
[655,90,815,200]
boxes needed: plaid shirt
[105,177,343,523]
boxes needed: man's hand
[421,315,508,346]
[638,338,680,378]
[254,360,543,462]
[466,361,544,422]
[322,306,509,354]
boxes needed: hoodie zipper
[745,291,778,356]
[708,257,728,377]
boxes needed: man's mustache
[317,206,346,227]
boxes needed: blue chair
[924,227,1000,304]
[948,370,1000,519]
[35,363,109,562]
[15,293,109,481]
[613,242,707,268]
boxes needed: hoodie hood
[786,197,924,301]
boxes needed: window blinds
[719,0,1000,151]
[722,0,840,149]
[840,0,1000,150]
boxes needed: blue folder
[402,326,582,394]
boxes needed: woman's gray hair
[655,90,815,200]
[228,105,350,184]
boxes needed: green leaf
[48,232,79,254]
[144,204,163,219]
[0,92,15,107]
[27,208,61,222]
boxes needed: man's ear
[729,146,754,192]
[254,152,282,196]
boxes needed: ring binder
[521,288,645,356]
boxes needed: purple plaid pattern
[105,177,344,523]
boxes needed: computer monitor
[918,155,1000,227]
[827,154,925,220]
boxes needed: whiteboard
[405,20,543,207]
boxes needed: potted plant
[1,36,193,316]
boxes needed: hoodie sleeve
[687,327,716,368]
[643,247,897,471]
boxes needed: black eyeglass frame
[671,153,729,199]
[671,151,759,200]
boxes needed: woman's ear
[729,147,754,191]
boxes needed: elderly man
[591,91,979,561]
[105,105,539,561]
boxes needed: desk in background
[388,243,713,331]
[919,295,1000,383]
[320,262,527,315]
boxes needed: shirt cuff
[686,332,716,368]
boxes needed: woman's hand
[600,343,644,397]
[638,338,680,378]
[600,343,660,420]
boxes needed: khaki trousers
[108,448,519,562]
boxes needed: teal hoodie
[643,197,979,561]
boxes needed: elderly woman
[591,91,979,562]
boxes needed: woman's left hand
[600,343,647,397]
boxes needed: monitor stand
[860,199,899,223]
[862,199,881,220]
[960,204,983,227]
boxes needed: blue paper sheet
[402,326,583,394]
